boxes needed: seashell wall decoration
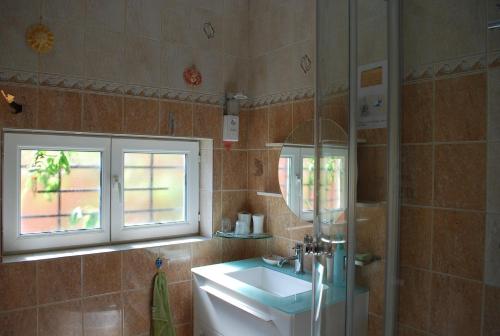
[26,24,54,54]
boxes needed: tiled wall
[247,0,315,104]
[398,0,500,334]
[0,83,269,335]
[0,0,249,103]
[244,99,316,263]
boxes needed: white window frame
[281,145,348,221]
[3,132,201,254]
[3,133,111,253]
[110,138,199,242]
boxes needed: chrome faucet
[277,242,305,274]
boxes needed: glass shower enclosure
[311,0,401,335]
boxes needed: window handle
[113,175,122,202]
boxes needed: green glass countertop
[191,258,368,315]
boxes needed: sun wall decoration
[26,24,54,54]
[183,65,202,87]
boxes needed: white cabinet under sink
[192,261,369,336]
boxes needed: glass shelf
[214,231,273,239]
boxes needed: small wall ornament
[183,65,202,87]
[26,23,54,54]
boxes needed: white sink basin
[226,267,312,297]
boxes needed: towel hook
[155,257,170,271]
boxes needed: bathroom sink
[226,266,312,297]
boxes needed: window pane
[302,157,315,212]
[279,157,291,205]
[20,150,102,234]
[123,152,186,227]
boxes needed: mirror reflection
[278,119,348,224]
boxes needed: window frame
[3,131,201,254]
[3,132,111,253]
[281,145,348,221]
[110,137,199,242]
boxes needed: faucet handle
[293,242,303,251]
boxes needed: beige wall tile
[432,209,485,280]
[160,42,195,90]
[485,214,500,287]
[38,88,82,131]
[401,145,433,206]
[85,27,125,82]
[83,293,122,336]
[356,261,386,316]
[38,300,83,336]
[398,267,431,331]
[266,148,281,194]
[430,274,482,336]
[403,0,486,67]
[193,104,223,148]
[221,190,247,223]
[356,206,387,260]
[122,248,158,291]
[192,238,221,267]
[399,207,432,269]
[213,149,223,191]
[39,21,85,77]
[434,143,486,210]
[0,84,37,128]
[320,95,348,133]
[159,243,192,283]
[37,256,81,305]
[0,261,36,311]
[435,73,486,141]
[222,150,248,190]
[175,323,193,336]
[292,99,314,129]
[86,0,126,33]
[483,285,500,336]
[123,289,150,336]
[487,142,500,213]
[488,67,500,141]
[247,107,269,149]
[0,308,37,336]
[83,93,123,133]
[124,35,161,87]
[160,101,193,137]
[126,0,163,40]
[357,146,387,202]
[83,252,122,296]
[247,150,267,191]
[357,128,387,145]
[124,97,159,135]
[0,15,39,72]
[168,281,192,324]
[402,81,433,144]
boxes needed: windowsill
[1,235,211,264]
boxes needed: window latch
[113,175,122,202]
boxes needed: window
[280,146,347,221]
[3,132,200,254]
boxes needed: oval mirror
[278,119,348,226]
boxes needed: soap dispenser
[333,237,346,287]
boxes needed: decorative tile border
[0,68,38,85]
[434,54,486,78]
[403,64,434,82]
[248,87,314,107]
[0,68,224,105]
[488,52,500,68]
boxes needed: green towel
[152,271,176,336]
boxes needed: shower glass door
[313,0,399,335]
